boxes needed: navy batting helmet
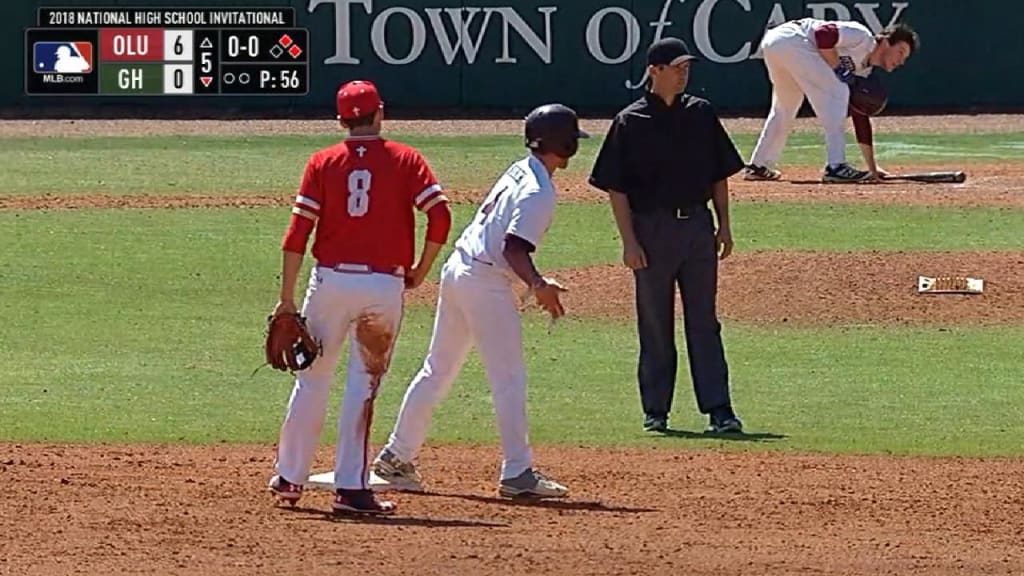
[524,103,589,159]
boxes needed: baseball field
[1,115,1023,575]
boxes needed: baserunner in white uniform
[743,19,919,183]
[369,104,589,499]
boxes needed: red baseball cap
[336,80,383,120]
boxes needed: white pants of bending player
[749,23,852,169]
[274,267,403,490]
[384,251,534,481]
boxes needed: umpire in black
[588,37,745,434]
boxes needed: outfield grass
[2,131,1021,195]
[2,303,1021,456]
[1,204,1022,455]
[2,129,1021,458]
[5,204,1022,284]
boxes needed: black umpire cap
[647,37,698,66]
[525,103,589,159]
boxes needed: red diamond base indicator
[288,45,303,58]
[200,77,212,87]
[278,34,293,48]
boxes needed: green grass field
[2,129,1021,458]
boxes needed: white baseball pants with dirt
[382,250,534,481]
[749,22,851,168]
[274,266,403,491]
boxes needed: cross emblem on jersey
[352,106,360,116]
[356,146,367,157]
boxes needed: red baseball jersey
[283,135,448,269]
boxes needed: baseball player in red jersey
[267,80,452,515]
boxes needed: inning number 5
[347,169,371,217]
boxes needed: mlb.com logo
[34,42,93,74]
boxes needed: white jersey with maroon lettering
[791,18,877,76]
[454,155,556,281]
[749,18,877,169]
[376,154,558,483]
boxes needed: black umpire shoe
[706,407,744,434]
[706,416,744,433]
[643,414,668,433]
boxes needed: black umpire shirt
[589,92,744,212]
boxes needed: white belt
[318,262,405,278]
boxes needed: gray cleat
[369,449,424,493]
[498,468,568,499]
[743,164,782,181]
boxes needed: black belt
[638,205,707,220]
[457,247,494,266]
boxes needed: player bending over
[744,19,919,183]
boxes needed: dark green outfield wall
[1,1,1016,116]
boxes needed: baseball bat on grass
[786,170,967,185]
[880,170,967,183]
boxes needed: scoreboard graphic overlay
[26,7,309,96]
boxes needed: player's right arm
[503,235,565,319]
[817,22,875,82]
[276,154,324,315]
[502,188,564,318]
[851,110,884,178]
[813,23,844,70]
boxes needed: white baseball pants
[749,22,851,169]
[274,267,404,490]
[383,250,534,481]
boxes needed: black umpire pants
[632,205,731,419]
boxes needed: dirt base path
[2,443,1022,576]
[560,252,1024,326]
[555,165,1024,208]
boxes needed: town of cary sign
[307,0,910,88]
